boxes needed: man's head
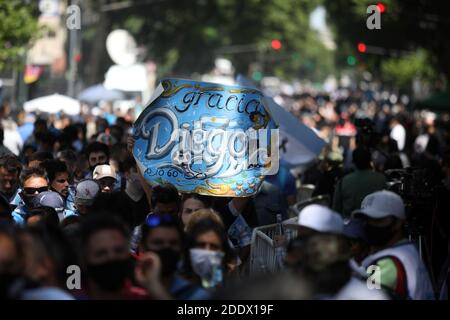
[80,215,131,292]
[85,142,109,172]
[151,183,181,216]
[352,190,405,248]
[32,191,65,221]
[93,164,117,193]
[56,150,77,182]
[0,194,12,225]
[40,160,70,199]
[297,204,344,239]
[0,225,23,292]
[180,194,212,226]
[25,206,60,227]
[27,151,53,168]
[19,167,49,209]
[74,179,101,215]
[140,214,184,277]
[352,147,372,170]
[20,225,76,288]
[342,217,369,264]
[0,156,22,200]
[389,116,400,129]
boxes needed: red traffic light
[357,42,367,53]
[271,39,282,50]
[376,3,386,13]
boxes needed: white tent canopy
[24,94,80,115]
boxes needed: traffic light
[357,42,367,53]
[271,39,282,50]
[376,3,386,13]
[347,55,356,66]
[252,71,263,81]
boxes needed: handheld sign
[132,79,279,197]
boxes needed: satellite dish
[39,0,59,15]
[106,30,137,67]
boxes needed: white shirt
[390,124,406,151]
[2,119,23,155]
[333,277,389,300]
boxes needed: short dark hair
[182,193,213,209]
[85,142,110,159]
[88,192,135,229]
[352,147,372,170]
[56,149,77,163]
[60,215,82,229]
[0,155,22,175]
[25,206,60,228]
[26,224,77,285]
[0,193,12,221]
[151,183,180,209]
[27,151,54,164]
[19,167,48,187]
[140,214,184,248]
[80,214,130,252]
[40,160,68,182]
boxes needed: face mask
[365,224,394,246]
[153,248,180,277]
[21,194,37,209]
[189,248,224,285]
[87,258,132,292]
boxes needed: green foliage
[104,0,331,81]
[324,0,450,86]
[0,0,38,70]
[381,50,436,89]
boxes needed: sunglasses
[23,186,49,195]
[145,213,179,228]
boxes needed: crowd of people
[0,83,449,300]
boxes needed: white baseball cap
[352,190,405,220]
[297,204,344,234]
[93,164,117,181]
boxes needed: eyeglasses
[145,213,179,228]
[23,186,49,195]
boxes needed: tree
[0,0,38,71]
[79,0,332,83]
[324,0,449,86]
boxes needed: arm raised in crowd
[127,135,153,212]
[134,251,172,300]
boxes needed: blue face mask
[365,224,394,246]
[189,248,224,288]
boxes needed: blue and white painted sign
[132,79,279,197]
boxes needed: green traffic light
[347,55,356,66]
[252,71,263,81]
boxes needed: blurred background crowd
[1,0,450,301]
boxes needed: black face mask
[21,194,37,209]
[365,224,394,246]
[153,248,180,277]
[87,258,132,292]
